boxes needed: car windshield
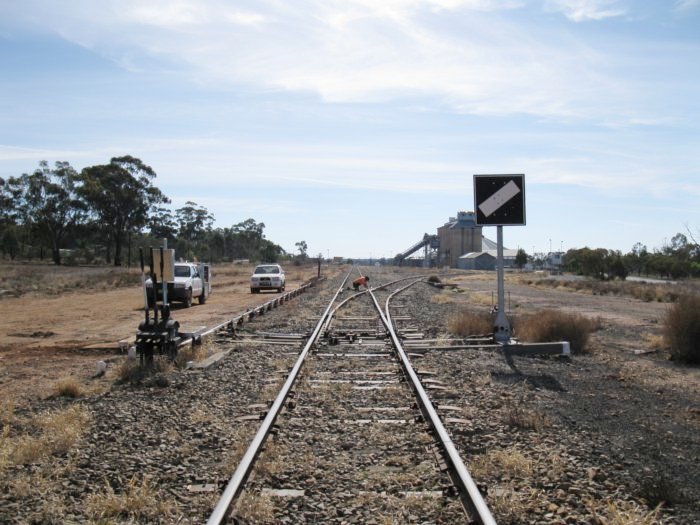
[174,265,191,277]
[254,266,280,275]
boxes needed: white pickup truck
[147,262,211,307]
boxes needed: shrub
[86,475,176,521]
[663,295,700,364]
[427,275,441,283]
[116,356,172,384]
[53,378,84,398]
[639,474,683,507]
[173,340,210,369]
[504,404,551,431]
[447,310,492,336]
[516,309,600,354]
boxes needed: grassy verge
[515,309,601,354]
[521,276,689,303]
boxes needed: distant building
[437,211,482,267]
[544,252,564,271]
[458,252,495,270]
[458,249,518,270]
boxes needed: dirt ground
[0,262,321,407]
[2,265,698,409]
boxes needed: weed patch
[116,356,172,385]
[447,309,492,336]
[86,475,177,521]
[515,309,600,354]
[53,377,84,398]
[504,404,551,431]
[235,491,275,523]
[525,277,683,303]
[663,295,700,364]
[585,498,662,525]
[174,340,211,369]
[469,447,532,480]
[5,405,90,466]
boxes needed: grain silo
[437,211,483,267]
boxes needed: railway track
[207,269,495,524]
[2,266,695,524]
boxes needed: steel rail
[320,274,423,335]
[368,280,497,525]
[206,271,353,525]
[172,282,314,350]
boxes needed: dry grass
[487,485,532,524]
[0,262,141,298]
[86,475,177,522]
[235,491,275,523]
[586,498,663,525]
[504,404,551,431]
[0,399,14,471]
[430,292,455,304]
[447,309,492,336]
[469,447,533,480]
[3,405,91,467]
[53,377,85,398]
[470,291,496,306]
[515,309,601,354]
[217,427,257,476]
[0,259,319,300]
[523,276,683,303]
[257,439,289,478]
[115,355,172,384]
[350,492,447,522]
[174,339,213,368]
[663,295,700,364]
[643,333,667,351]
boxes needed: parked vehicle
[146,262,211,307]
[250,264,285,293]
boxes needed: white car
[146,262,207,307]
[250,264,285,293]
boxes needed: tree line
[0,157,288,266]
[562,233,700,280]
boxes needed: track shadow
[490,351,567,392]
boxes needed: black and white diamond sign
[473,174,526,226]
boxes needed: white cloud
[544,0,626,21]
[125,1,209,27]
[1,0,693,126]
[225,10,266,26]
[675,0,700,11]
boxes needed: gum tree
[79,156,169,266]
[5,161,85,265]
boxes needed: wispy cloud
[3,0,679,126]
[675,0,700,11]
[544,0,626,21]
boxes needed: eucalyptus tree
[79,156,169,266]
[176,201,214,260]
[4,161,86,265]
[0,177,19,259]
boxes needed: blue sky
[1,0,699,260]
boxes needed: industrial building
[396,210,520,270]
[457,249,518,270]
[436,211,483,267]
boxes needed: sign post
[474,174,525,343]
